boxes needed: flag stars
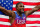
[10,5,13,7]
[3,7,5,9]
[1,0,12,10]
[8,7,9,9]
[6,5,8,6]
[10,9,12,10]
[0,2,1,4]
[11,1,12,3]
[4,3,6,4]
[2,4,3,6]
[6,1,8,2]
[9,3,10,5]
[2,0,3,2]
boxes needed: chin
[21,11,24,13]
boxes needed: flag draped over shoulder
[13,0,40,27]
[0,0,13,27]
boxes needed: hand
[37,5,40,9]
[35,5,40,9]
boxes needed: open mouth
[21,9,24,13]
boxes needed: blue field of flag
[0,0,13,15]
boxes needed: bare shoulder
[7,10,15,17]
[7,10,15,14]
[11,11,16,17]
[24,11,29,16]
[24,11,27,16]
[11,11,15,14]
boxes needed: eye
[20,6,22,7]
[23,6,24,7]
[20,6,24,7]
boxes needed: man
[0,2,40,27]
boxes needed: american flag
[13,0,40,27]
[0,0,40,27]
[0,0,13,27]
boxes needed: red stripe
[27,26,40,27]
[24,8,40,11]
[27,15,40,18]
[26,21,40,24]
[12,8,16,11]
[0,18,10,22]
[13,1,40,5]
[12,8,40,11]
[0,24,10,27]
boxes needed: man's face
[16,3,24,13]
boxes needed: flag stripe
[26,18,40,21]
[0,15,9,19]
[13,0,40,2]
[13,5,35,8]
[27,15,40,18]
[24,8,40,11]
[0,18,10,22]
[26,21,40,24]
[0,24,10,27]
[13,1,40,5]
[26,26,40,27]
[0,21,11,25]
[26,24,40,26]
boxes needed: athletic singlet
[14,11,26,24]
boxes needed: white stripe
[13,5,16,8]
[13,5,35,8]
[0,15,9,19]
[13,0,40,2]
[26,18,40,21]
[26,24,40,26]
[32,12,40,15]
[24,5,35,8]
[0,21,11,25]
[0,15,5,16]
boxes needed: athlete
[0,2,40,27]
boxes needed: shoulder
[7,10,15,14]
[7,10,16,17]
[11,11,15,14]
[11,11,16,17]
[24,11,29,16]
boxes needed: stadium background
[0,0,40,27]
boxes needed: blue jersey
[14,11,26,24]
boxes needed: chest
[15,14,26,24]
[15,13,26,20]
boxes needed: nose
[21,6,24,9]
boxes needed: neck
[17,11,22,16]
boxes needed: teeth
[21,10,24,12]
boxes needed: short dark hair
[16,2,22,9]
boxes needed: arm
[9,11,15,24]
[0,7,15,24]
[0,6,12,16]
[25,5,40,16]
